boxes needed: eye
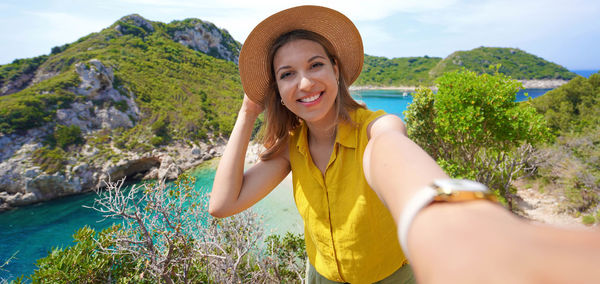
[279,71,293,80]
[311,62,324,69]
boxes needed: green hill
[429,47,576,80]
[0,14,243,143]
[355,55,441,86]
[355,47,577,87]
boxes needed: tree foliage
[404,69,552,207]
[531,73,600,134]
[26,225,138,283]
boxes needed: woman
[209,5,414,283]
[210,5,600,284]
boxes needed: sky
[0,0,598,70]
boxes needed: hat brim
[239,5,364,105]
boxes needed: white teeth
[299,93,321,103]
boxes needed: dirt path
[513,179,592,230]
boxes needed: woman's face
[273,39,339,126]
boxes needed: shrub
[149,136,164,147]
[0,98,46,133]
[404,69,552,208]
[1,251,19,283]
[32,147,68,174]
[113,99,129,112]
[582,215,596,225]
[264,232,307,282]
[151,115,169,137]
[27,225,139,283]
[54,124,84,149]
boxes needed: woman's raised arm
[209,95,290,218]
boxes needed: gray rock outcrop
[0,58,152,211]
[54,59,140,132]
[114,14,155,35]
[170,20,240,64]
[0,72,35,96]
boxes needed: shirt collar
[295,110,359,156]
[335,117,357,149]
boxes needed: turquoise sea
[0,82,583,279]
[573,69,599,78]
[351,88,551,117]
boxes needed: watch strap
[398,179,495,260]
[399,185,437,260]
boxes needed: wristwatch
[399,179,497,259]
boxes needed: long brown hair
[259,29,364,160]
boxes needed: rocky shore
[349,85,422,92]
[350,79,568,92]
[517,79,569,89]
[0,132,267,212]
[0,129,230,212]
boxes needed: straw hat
[238,5,364,105]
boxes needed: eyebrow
[276,55,328,75]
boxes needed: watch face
[434,179,488,192]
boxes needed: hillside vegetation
[356,47,577,87]
[529,72,600,221]
[429,47,576,80]
[0,14,243,143]
[355,55,441,86]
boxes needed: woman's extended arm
[363,115,600,284]
[209,95,290,218]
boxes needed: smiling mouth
[298,92,323,103]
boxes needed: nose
[299,73,314,91]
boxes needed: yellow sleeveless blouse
[289,108,407,283]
